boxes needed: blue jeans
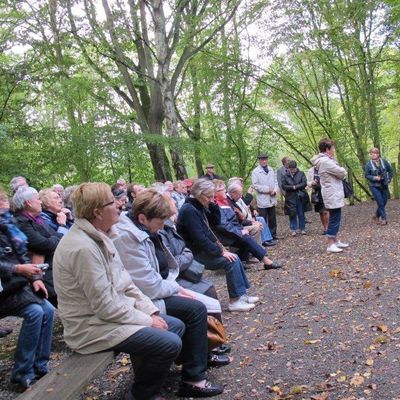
[371,186,389,220]
[112,314,184,400]
[194,251,250,299]
[289,194,306,231]
[326,208,341,238]
[12,300,55,383]
[255,216,273,242]
[233,235,267,261]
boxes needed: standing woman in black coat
[0,189,54,390]
[281,161,311,236]
[12,187,62,307]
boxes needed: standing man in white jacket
[251,153,279,240]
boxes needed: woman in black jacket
[0,189,54,390]
[281,161,311,236]
[12,187,62,307]
[177,179,259,313]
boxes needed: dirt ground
[1,199,399,400]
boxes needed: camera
[37,263,49,271]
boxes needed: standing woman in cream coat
[312,139,349,253]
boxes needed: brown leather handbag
[207,316,227,350]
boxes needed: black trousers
[164,296,208,382]
[112,314,184,400]
[258,206,277,239]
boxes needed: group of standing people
[251,138,393,254]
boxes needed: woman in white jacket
[312,139,349,253]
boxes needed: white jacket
[251,165,279,208]
[114,214,180,314]
[311,153,347,209]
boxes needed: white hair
[52,184,64,191]
[12,186,38,211]
[190,179,215,199]
[9,176,27,193]
[150,182,169,194]
[227,182,243,194]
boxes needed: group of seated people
[0,174,284,399]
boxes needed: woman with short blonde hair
[54,182,185,400]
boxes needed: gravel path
[1,199,399,400]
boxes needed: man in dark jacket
[201,164,223,180]
[281,161,311,235]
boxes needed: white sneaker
[327,244,343,253]
[336,241,349,248]
[240,294,260,304]
[228,300,256,312]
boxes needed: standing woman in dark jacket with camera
[0,189,54,390]
[13,187,62,307]
[281,161,311,236]
[365,147,393,225]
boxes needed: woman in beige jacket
[53,182,184,400]
[312,139,349,253]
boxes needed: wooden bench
[17,351,115,400]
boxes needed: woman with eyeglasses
[53,183,185,400]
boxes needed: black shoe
[207,353,230,367]
[262,240,277,247]
[10,375,36,390]
[35,370,47,380]
[178,380,224,397]
[0,327,12,338]
[211,344,231,355]
[264,260,283,270]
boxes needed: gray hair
[12,186,38,211]
[9,176,27,194]
[190,179,215,199]
[150,182,169,194]
[52,184,64,191]
[227,182,243,194]
[63,185,78,209]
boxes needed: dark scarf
[0,211,28,256]
[262,165,269,174]
[21,211,45,226]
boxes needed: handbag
[311,190,320,204]
[207,315,227,350]
[342,179,353,198]
[180,260,205,284]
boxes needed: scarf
[21,211,45,226]
[262,165,269,174]
[0,210,28,256]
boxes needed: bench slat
[17,351,115,400]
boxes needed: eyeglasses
[101,199,115,208]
